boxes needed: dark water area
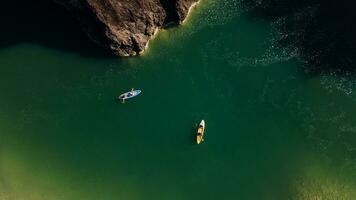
[0,0,112,57]
[242,0,356,74]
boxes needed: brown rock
[54,0,199,56]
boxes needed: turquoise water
[1,0,356,199]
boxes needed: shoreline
[140,27,160,55]
[182,0,201,24]
[140,0,201,55]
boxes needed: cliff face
[55,0,198,56]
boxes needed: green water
[1,0,356,199]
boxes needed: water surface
[1,0,356,199]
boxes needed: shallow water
[1,0,356,199]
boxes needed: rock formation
[54,0,199,56]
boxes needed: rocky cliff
[55,0,198,56]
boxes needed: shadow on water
[242,0,356,75]
[0,0,114,58]
[159,0,180,27]
[189,124,197,145]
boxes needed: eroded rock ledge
[54,0,198,56]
